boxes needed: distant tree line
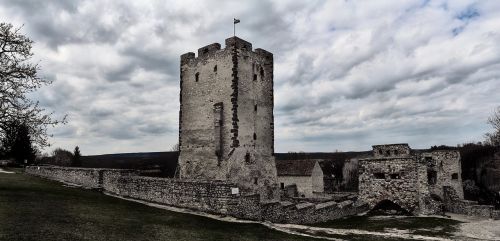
[36,146,81,167]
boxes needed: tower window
[390,173,401,179]
[427,170,437,185]
[260,66,264,78]
[253,133,257,140]
[451,173,458,180]
[253,74,257,81]
[195,72,199,82]
[254,177,258,185]
[245,152,251,164]
[214,65,217,72]
[254,105,257,111]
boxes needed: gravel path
[0,168,15,174]
[451,214,500,241]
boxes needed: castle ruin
[358,144,463,214]
[24,35,500,224]
[178,37,278,200]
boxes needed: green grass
[0,171,319,241]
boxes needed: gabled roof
[276,159,319,176]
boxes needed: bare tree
[485,106,500,146]
[0,23,65,149]
[51,148,73,166]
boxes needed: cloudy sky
[1,0,499,155]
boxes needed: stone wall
[26,166,368,224]
[443,186,499,219]
[359,144,467,215]
[358,157,422,213]
[421,150,464,199]
[372,144,411,159]
[25,166,130,188]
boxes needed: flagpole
[233,18,240,37]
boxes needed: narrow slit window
[390,173,401,179]
[427,170,437,185]
[245,152,251,164]
[260,66,264,78]
[213,65,217,72]
[253,74,257,81]
[253,133,257,140]
[195,72,199,82]
[254,105,257,111]
[254,177,258,185]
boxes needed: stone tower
[178,36,278,200]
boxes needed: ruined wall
[26,166,368,224]
[372,144,411,159]
[26,166,103,188]
[178,37,277,200]
[358,157,423,213]
[112,176,237,214]
[443,186,499,219]
[421,150,464,199]
[25,166,137,189]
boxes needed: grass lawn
[0,170,319,241]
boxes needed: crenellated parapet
[180,37,272,66]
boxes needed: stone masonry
[178,37,277,200]
[26,166,369,224]
[359,144,463,214]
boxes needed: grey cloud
[2,0,499,154]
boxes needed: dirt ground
[451,214,500,241]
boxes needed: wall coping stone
[315,200,337,210]
[296,202,315,210]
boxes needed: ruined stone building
[178,37,278,199]
[358,144,463,214]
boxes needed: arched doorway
[368,199,411,216]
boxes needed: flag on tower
[234,18,240,24]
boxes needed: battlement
[198,43,221,58]
[180,52,195,65]
[255,48,273,61]
[180,36,271,65]
[372,143,411,158]
[225,36,252,51]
